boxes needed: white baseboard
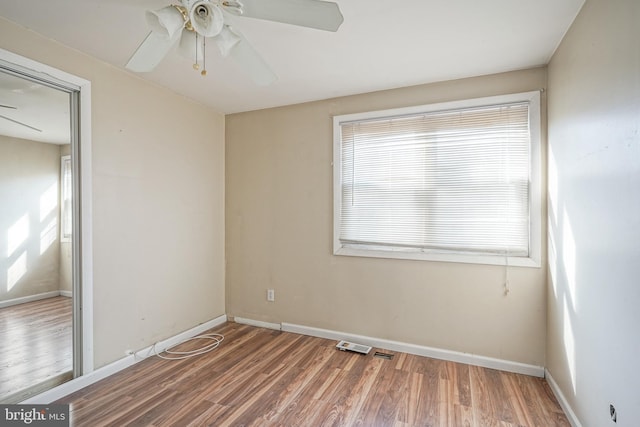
[234,316,282,331]
[21,314,228,404]
[0,291,61,309]
[545,369,582,427]
[281,322,545,378]
[59,290,73,298]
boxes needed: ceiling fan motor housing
[188,1,225,37]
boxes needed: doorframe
[0,48,94,375]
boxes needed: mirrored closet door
[0,66,80,403]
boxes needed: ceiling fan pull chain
[193,32,200,70]
[201,36,207,76]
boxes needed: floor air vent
[373,351,394,360]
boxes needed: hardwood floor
[0,296,73,401]
[58,322,569,426]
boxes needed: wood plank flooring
[0,296,73,401]
[58,322,569,426]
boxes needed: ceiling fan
[126,0,344,85]
[0,104,42,133]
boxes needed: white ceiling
[0,0,584,117]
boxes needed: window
[61,155,72,242]
[333,92,541,267]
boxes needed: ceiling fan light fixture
[189,1,225,37]
[146,6,186,39]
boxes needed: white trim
[282,322,544,377]
[59,290,73,298]
[234,316,282,331]
[545,369,583,427]
[0,291,61,309]
[335,92,540,124]
[78,74,93,375]
[132,314,228,360]
[0,49,85,90]
[21,314,227,404]
[528,90,542,269]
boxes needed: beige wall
[0,135,61,301]
[226,68,548,366]
[547,0,640,425]
[0,17,226,368]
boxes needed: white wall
[546,0,640,425]
[0,17,226,368]
[226,67,549,367]
[0,135,61,301]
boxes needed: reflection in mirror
[0,70,73,402]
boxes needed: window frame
[332,91,541,267]
[60,154,72,243]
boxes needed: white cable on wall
[151,333,224,360]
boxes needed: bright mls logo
[1,405,69,426]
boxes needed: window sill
[334,246,540,268]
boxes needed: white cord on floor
[151,333,224,360]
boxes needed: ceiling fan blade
[126,31,179,72]
[0,114,42,132]
[237,0,344,32]
[225,29,277,86]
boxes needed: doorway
[0,49,93,402]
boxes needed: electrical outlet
[267,289,275,302]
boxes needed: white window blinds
[338,102,531,257]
